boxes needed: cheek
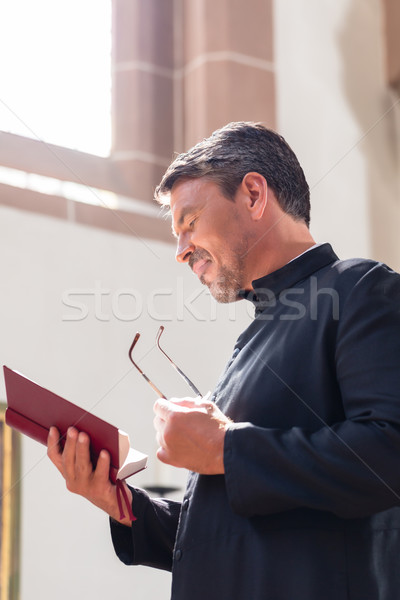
[194,213,242,260]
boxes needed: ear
[240,172,268,221]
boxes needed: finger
[156,445,170,465]
[156,429,165,449]
[153,414,165,433]
[156,445,180,468]
[47,426,60,454]
[200,400,216,414]
[75,431,93,478]
[153,398,173,417]
[154,398,194,416]
[93,449,111,483]
[168,397,215,416]
[168,392,213,410]
[168,398,201,409]
[153,415,166,447]
[62,427,79,480]
[47,426,63,472]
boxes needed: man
[48,122,400,599]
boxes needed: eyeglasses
[128,326,202,399]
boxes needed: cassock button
[175,549,182,561]
[183,498,190,511]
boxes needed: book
[3,365,148,484]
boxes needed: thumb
[168,391,213,409]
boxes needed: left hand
[47,426,133,526]
[153,393,232,474]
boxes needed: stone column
[181,0,276,148]
[110,0,276,198]
[382,0,400,93]
[111,0,175,200]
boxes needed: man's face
[170,178,251,303]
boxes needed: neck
[244,215,316,289]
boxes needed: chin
[209,284,240,304]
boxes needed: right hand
[153,393,231,474]
[47,426,133,526]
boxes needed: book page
[118,447,148,480]
[118,429,130,466]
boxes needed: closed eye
[171,218,196,239]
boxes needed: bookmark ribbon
[116,479,137,522]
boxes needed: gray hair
[154,121,311,226]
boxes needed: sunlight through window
[0,0,111,156]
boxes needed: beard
[202,263,244,303]
[189,240,248,304]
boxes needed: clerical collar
[238,243,339,314]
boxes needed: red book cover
[3,366,147,483]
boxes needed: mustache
[188,249,212,270]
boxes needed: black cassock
[112,244,400,600]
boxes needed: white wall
[274,0,400,269]
[0,205,251,600]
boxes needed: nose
[176,234,195,263]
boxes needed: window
[0,0,111,156]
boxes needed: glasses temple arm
[129,334,166,399]
[156,326,202,397]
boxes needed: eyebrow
[177,206,194,227]
[171,206,194,237]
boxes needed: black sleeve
[224,264,400,519]
[110,486,181,571]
